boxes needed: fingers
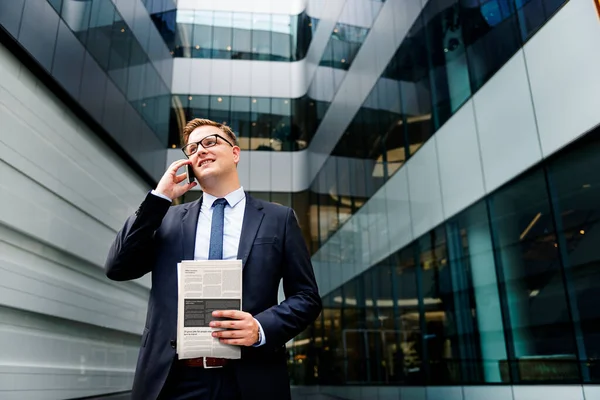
[212,310,247,320]
[212,329,245,339]
[210,319,239,329]
[174,172,187,184]
[168,159,192,175]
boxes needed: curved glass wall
[150,9,317,62]
[312,0,568,248]
[169,94,322,151]
[291,127,600,386]
[43,0,171,145]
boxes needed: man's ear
[232,146,241,165]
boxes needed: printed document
[176,259,243,360]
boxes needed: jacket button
[170,339,176,349]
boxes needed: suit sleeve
[104,192,171,281]
[254,208,322,349]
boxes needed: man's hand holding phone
[155,159,197,200]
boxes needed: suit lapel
[181,195,203,261]
[237,194,264,267]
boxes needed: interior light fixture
[217,97,222,102]
[520,212,542,240]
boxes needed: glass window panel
[232,13,252,60]
[169,94,190,147]
[423,0,471,129]
[212,12,232,59]
[47,0,62,14]
[0,0,25,37]
[188,95,209,120]
[461,0,522,92]
[174,22,192,57]
[272,30,291,61]
[252,13,271,60]
[394,245,423,384]
[108,12,131,92]
[53,20,85,98]
[547,132,600,382]
[418,226,462,384]
[192,11,213,58]
[176,9,194,24]
[61,0,92,40]
[489,169,579,383]
[18,0,59,71]
[209,95,230,125]
[250,98,272,150]
[446,200,507,383]
[86,0,115,69]
[230,97,251,149]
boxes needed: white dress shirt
[194,187,246,262]
[150,187,266,346]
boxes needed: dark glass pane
[108,13,131,93]
[423,0,471,128]
[461,0,522,91]
[548,131,600,382]
[209,95,230,127]
[489,169,579,383]
[86,0,115,70]
[394,245,423,384]
[446,200,507,383]
[515,0,547,40]
[52,20,85,98]
[291,95,317,150]
[250,97,272,150]
[79,52,107,122]
[418,226,463,384]
[61,0,92,42]
[230,96,251,149]
[271,98,292,150]
[18,0,59,71]
[47,0,62,14]
[0,0,25,39]
[384,15,433,157]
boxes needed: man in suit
[104,118,322,400]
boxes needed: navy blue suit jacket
[105,192,322,400]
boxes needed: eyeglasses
[182,134,234,157]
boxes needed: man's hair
[181,118,238,147]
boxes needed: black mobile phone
[185,164,196,184]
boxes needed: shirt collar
[202,186,245,209]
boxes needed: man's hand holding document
[176,259,243,360]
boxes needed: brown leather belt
[180,357,228,368]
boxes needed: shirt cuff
[150,190,172,202]
[253,318,266,347]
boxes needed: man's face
[187,126,239,182]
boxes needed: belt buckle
[203,357,223,369]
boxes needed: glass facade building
[1,0,600,399]
[292,129,600,387]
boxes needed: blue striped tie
[208,198,228,260]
